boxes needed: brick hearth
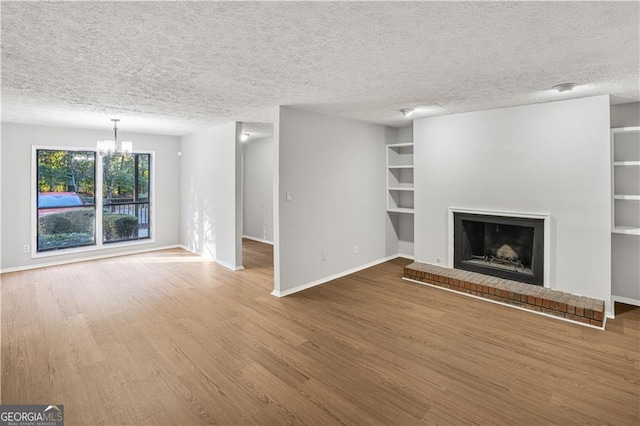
[403,262,605,328]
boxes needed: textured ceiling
[1,1,639,137]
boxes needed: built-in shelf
[389,187,414,191]
[387,142,415,213]
[386,143,414,148]
[611,127,640,234]
[385,133,415,258]
[387,208,415,214]
[612,226,640,235]
[614,194,640,200]
[613,161,640,166]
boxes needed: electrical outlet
[23,244,30,253]
[354,245,359,254]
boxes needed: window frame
[35,148,97,252]
[31,145,156,258]
[102,152,152,245]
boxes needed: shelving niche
[386,143,414,213]
[611,127,640,235]
[386,140,414,258]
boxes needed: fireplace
[453,212,544,285]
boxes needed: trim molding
[612,295,640,308]
[179,245,244,271]
[213,258,245,271]
[242,235,274,245]
[397,253,415,260]
[0,244,183,274]
[271,253,406,297]
[403,277,605,330]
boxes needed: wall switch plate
[23,245,30,253]
[354,245,359,254]
[322,251,327,261]
[285,191,293,202]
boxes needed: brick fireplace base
[403,262,605,328]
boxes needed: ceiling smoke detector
[552,83,579,93]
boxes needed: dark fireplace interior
[454,213,544,285]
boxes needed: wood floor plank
[2,239,639,425]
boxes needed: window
[103,153,151,243]
[35,148,153,254]
[37,150,96,251]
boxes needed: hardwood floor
[2,240,639,425]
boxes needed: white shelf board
[386,142,414,148]
[611,126,640,133]
[387,208,414,214]
[612,226,640,235]
[387,165,414,169]
[613,161,640,166]
[388,187,414,191]
[614,194,640,200]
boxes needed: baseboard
[242,235,274,245]
[179,245,244,271]
[403,277,605,331]
[0,244,183,274]
[271,254,403,297]
[612,295,640,307]
[397,253,415,260]
[213,258,245,271]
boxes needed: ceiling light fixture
[400,108,415,118]
[241,133,250,142]
[97,119,133,155]
[400,106,436,118]
[552,83,579,93]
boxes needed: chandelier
[97,119,133,155]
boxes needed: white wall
[414,96,612,313]
[397,125,413,144]
[180,122,243,270]
[242,136,274,243]
[274,107,392,295]
[610,102,640,303]
[0,122,181,271]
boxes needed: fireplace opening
[454,213,544,285]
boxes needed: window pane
[38,150,95,202]
[37,150,96,252]
[38,207,96,251]
[103,203,149,243]
[103,153,135,203]
[138,154,150,201]
[103,153,151,243]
